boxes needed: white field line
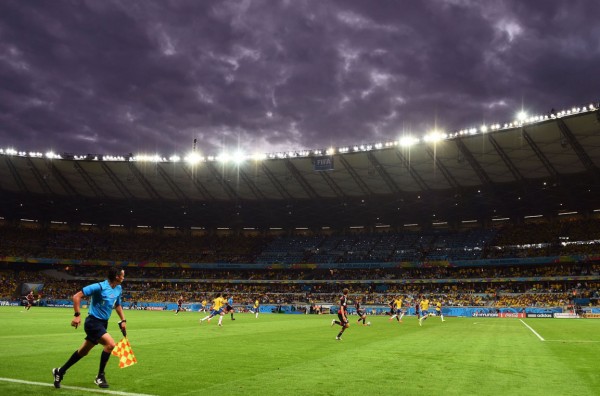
[519,319,545,341]
[544,339,600,343]
[0,377,157,396]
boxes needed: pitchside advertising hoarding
[583,313,600,319]
[472,312,527,318]
[526,313,554,318]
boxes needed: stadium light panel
[424,130,446,143]
[184,152,203,165]
[398,136,418,147]
[231,151,247,164]
[251,153,267,161]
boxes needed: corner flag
[111,338,138,368]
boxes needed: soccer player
[52,266,126,389]
[435,300,445,322]
[200,293,226,326]
[200,298,208,312]
[355,297,367,325]
[387,297,395,317]
[331,288,350,340]
[25,291,35,311]
[175,296,184,315]
[414,297,421,320]
[226,295,235,320]
[253,298,260,319]
[419,296,431,326]
[389,296,404,323]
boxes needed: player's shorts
[84,315,108,344]
[357,309,365,317]
[210,308,223,316]
[435,310,441,316]
[225,304,233,312]
[421,310,429,316]
[337,312,348,325]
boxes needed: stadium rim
[0,377,157,396]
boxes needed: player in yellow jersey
[199,293,226,326]
[419,296,431,326]
[252,299,260,318]
[435,301,445,322]
[389,296,404,323]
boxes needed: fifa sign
[313,156,334,171]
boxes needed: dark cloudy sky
[0,0,598,157]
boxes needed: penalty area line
[519,319,545,341]
[0,377,157,396]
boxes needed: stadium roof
[1,108,600,229]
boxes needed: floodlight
[398,136,418,147]
[184,152,203,165]
[231,151,246,164]
[251,153,267,161]
[424,130,446,143]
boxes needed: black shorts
[337,312,348,325]
[84,315,109,345]
[357,309,365,317]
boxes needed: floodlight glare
[217,153,231,163]
[184,152,203,165]
[424,130,446,143]
[399,136,418,147]
[517,111,527,122]
[251,153,267,161]
[231,151,247,164]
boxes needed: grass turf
[0,307,598,395]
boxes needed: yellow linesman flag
[111,338,138,368]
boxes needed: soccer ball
[366,321,371,326]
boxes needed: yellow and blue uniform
[210,296,226,315]
[420,299,430,316]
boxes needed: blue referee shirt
[82,280,122,321]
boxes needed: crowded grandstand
[1,104,599,317]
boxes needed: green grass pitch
[0,307,598,395]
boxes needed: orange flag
[111,338,138,368]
